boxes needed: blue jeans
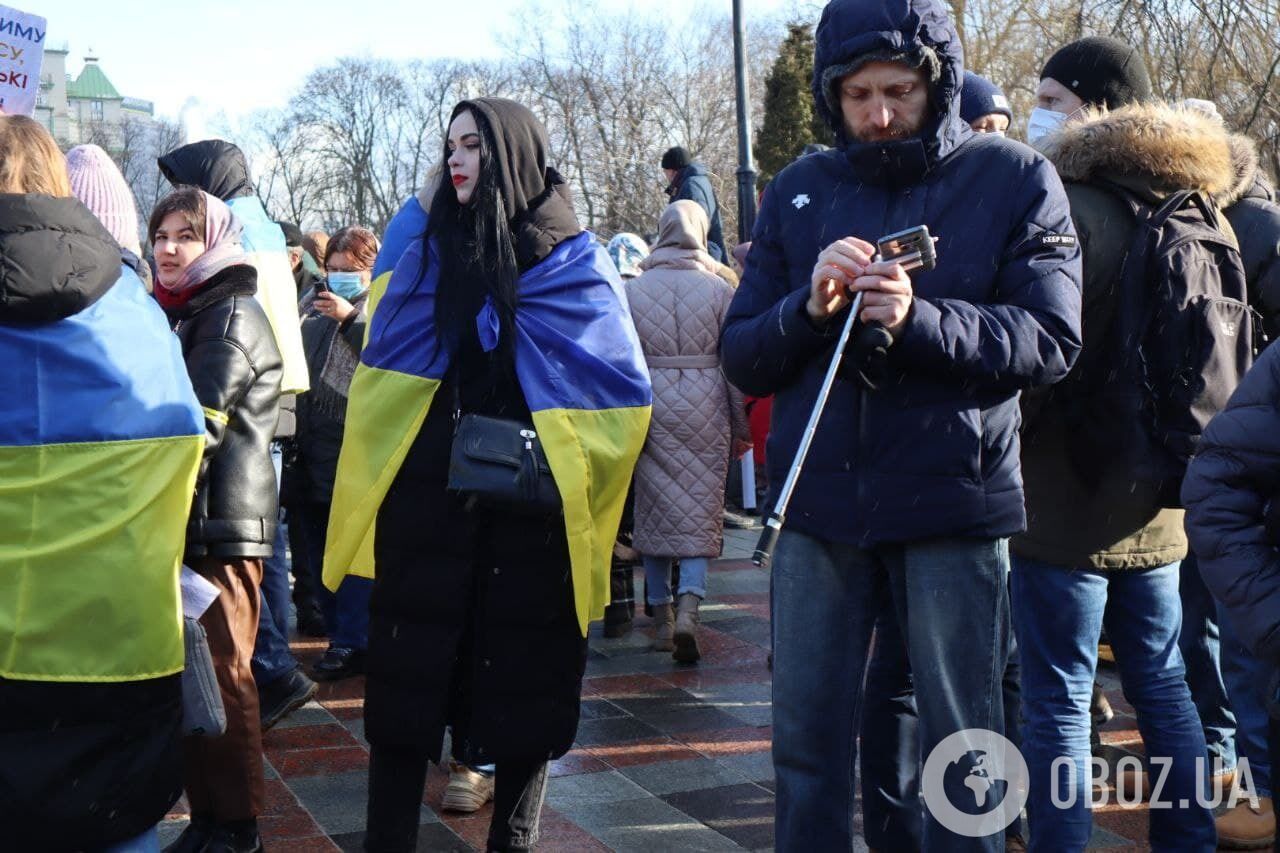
[301,499,370,650]
[861,584,1025,849]
[771,529,1009,852]
[252,441,298,686]
[1012,556,1216,852]
[1218,601,1273,797]
[1180,554,1236,771]
[860,607,922,850]
[642,556,707,605]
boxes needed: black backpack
[1064,185,1255,507]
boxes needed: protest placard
[0,4,46,116]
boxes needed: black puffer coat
[163,264,283,557]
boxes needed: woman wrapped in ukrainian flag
[323,98,651,851]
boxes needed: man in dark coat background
[1219,131,1280,343]
[1016,37,1232,850]
[1185,342,1280,851]
[719,0,1082,848]
[661,146,727,262]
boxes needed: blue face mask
[326,271,365,300]
[1026,107,1068,145]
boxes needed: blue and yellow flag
[324,231,651,635]
[0,271,204,682]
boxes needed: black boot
[203,819,263,853]
[295,598,328,638]
[162,815,215,853]
[312,645,366,681]
[259,666,319,731]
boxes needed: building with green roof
[35,50,155,150]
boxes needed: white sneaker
[441,761,495,813]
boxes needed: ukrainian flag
[0,271,204,681]
[324,231,651,635]
[359,192,430,345]
[228,197,311,395]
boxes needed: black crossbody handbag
[446,380,562,513]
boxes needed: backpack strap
[1149,189,1199,229]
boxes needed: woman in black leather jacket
[151,186,283,853]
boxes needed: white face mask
[1026,107,1068,145]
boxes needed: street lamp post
[732,0,758,243]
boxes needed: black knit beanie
[661,146,692,170]
[1040,36,1151,111]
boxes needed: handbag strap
[450,360,463,428]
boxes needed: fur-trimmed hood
[1219,133,1275,208]
[1038,103,1235,196]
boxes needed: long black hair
[424,103,520,363]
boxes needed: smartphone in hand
[876,225,936,272]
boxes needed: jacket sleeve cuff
[779,286,837,345]
[893,295,942,362]
[339,307,363,333]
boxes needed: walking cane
[752,226,937,568]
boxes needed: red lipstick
[452,174,467,186]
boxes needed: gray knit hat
[821,45,942,115]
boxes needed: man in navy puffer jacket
[1185,342,1280,805]
[719,0,1081,848]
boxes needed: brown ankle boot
[673,593,701,663]
[652,603,675,651]
[1217,796,1275,849]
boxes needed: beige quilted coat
[627,201,749,559]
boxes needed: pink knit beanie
[65,144,142,257]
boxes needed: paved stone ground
[157,525,1194,851]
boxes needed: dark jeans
[1180,553,1236,771]
[1012,556,1215,852]
[298,499,371,650]
[1181,553,1272,796]
[771,529,1009,852]
[860,608,922,850]
[1218,600,1273,797]
[366,744,548,852]
[861,590,1024,850]
[252,441,297,687]
[1271,713,1280,807]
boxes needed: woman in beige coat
[628,200,749,663]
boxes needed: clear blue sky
[29,0,798,127]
